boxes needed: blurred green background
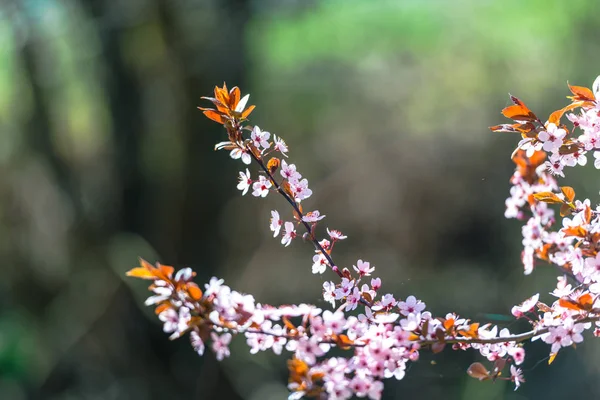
[2,0,600,399]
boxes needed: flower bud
[267,157,281,175]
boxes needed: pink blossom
[159,308,178,333]
[190,329,206,356]
[270,210,283,237]
[160,306,191,339]
[510,365,524,391]
[290,178,312,201]
[281,222,297,247]
[538,123,566,152]
[379,293,397,308]
[390,326,411,347]
[565,150,588,167]
[546,153,565,177]
[584,253,600,282]
[229,147,252,165]
[509,347,525,365]
[237,168,252,195]
[522,246,535,275]
[371,277,381,291]
[312,252,328,274]
[327,228,347,240]
[211,332,232,361]
[318,238,331,251]
[511,293,539,318]
[204,277,224,296]
[594,151,600,168]
[280,160,301,182]
[295,337,328,364]
[518,137,543,157]
[345,287,361,311]
[551,276,572,298]
[302,210,326,223]
[174,268,193,282]
[397,296,426,316]
[353,259,375,276]
[246,321,276,354]
[273,135,288,156]
[145,281,172,306]
[251,126,271,150]
[252,175,272,197]
[400,313,421,331]
[323,281,336,307]
[334,278,354,300]
[367,380,384,400]
[563,318,585,344]
[543,326,572,354]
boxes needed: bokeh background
[2,0,600,399]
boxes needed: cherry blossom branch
[421,315,600,346]
[126,78,600,398]
[234,119,342,278]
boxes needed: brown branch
[232,120,343,278]
[208,312,600,349]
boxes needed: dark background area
[2,0,600,399]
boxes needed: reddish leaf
[585,206,592,224]
[126,267,156,279]
[562,226,586,238]
[559,142,581,155]
[157,263,174,280]
[492,358,507,376]
[334,334,354,350]
[202,110,225,124]
[490,123,519,133]
[549,102,586,125]
[532,192,563,204]
[282,316,297,332]
[431,342,446,354]
[288,358,309,384]
[241,104,256,119]
[187,283,203,301]
[559,293,594,311]
[458,323,480,339]
[489,122,534,133]
[214,84,229,105]
[467,362,490,381]
[443,318,455,330]
[561,186,576,202]
[501,96,537,122]
[229,86,240,109]
[155,303,171,315]
[267,157,281,174]
[512,150,546,184]
[501,105,536,121]
[568,83,595,102]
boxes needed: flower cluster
[127,80,600,398]
[489,77,600,365]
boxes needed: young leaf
[467,362,491,381]
[126,266,156,279]
[532,192,563,204]
[203,110,225,124]
[568,83,595,102]
[560,186,575,202]
[501,96,537,122]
